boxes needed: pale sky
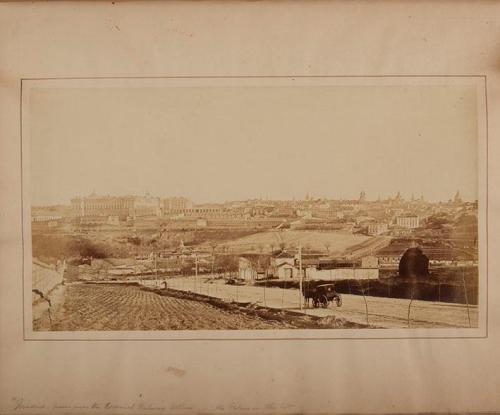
[29,84,478,205]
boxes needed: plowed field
[33,283,295,330]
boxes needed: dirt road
[163,277,478,328]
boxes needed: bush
[32,235,106,260]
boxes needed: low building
[268,251,296,279]
[79,216,109,225]
[180,205,247,219]
[31,205,73,221]
[238,256,268,280]
[376,246,405,268]
[390,227,413,237]
[361,255,379,268]
[276,261,297,279]
[165,218,207,230]
[307,255,379,280]
[367,223,388,235]
[268,254,379,280]
[32,214,62,222]
[305,267,379,280]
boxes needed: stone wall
[305,267,379,281]
[32,259,65,302]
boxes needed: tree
[215,255,239,277]
[181,258,195,276]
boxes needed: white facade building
[396,215,420,229]
[367,222,388,235]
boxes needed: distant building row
[366,216,419,235]
[239,253,380,281]
[69,194,268,220]
[70,193,193,219]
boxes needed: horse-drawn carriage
[302,281,342,308]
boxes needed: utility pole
[299,242,303,311]
[154,251,158,281]
[211,244,216,282]
[195,253,198,293]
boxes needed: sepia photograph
[22,76,487,338]
[4,2,500,413]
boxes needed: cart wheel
[335,295,342,307]
[321,295,329,308]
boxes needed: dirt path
[164,277,478,328]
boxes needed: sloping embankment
[144,286,370,329]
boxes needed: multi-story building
[268,206,296,218]
[133,195,161,217]
[396,215,420,229]
[180,204,248,219]
[71,193,160,219]
[161,197,193,214]
[31,214,62,222]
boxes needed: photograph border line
[20,75,489,342]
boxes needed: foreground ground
[165,277,479,328]
[33,283,364,331]
[33,277,479,331]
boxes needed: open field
[33,283,289,330]
[33,283,364,331]
[221,230,371,253]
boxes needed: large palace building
[161,197,193,214]
[71,193,161,219]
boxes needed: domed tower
[398,246,429,278]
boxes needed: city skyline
[29,83,479,205]
[32,188,472,208]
